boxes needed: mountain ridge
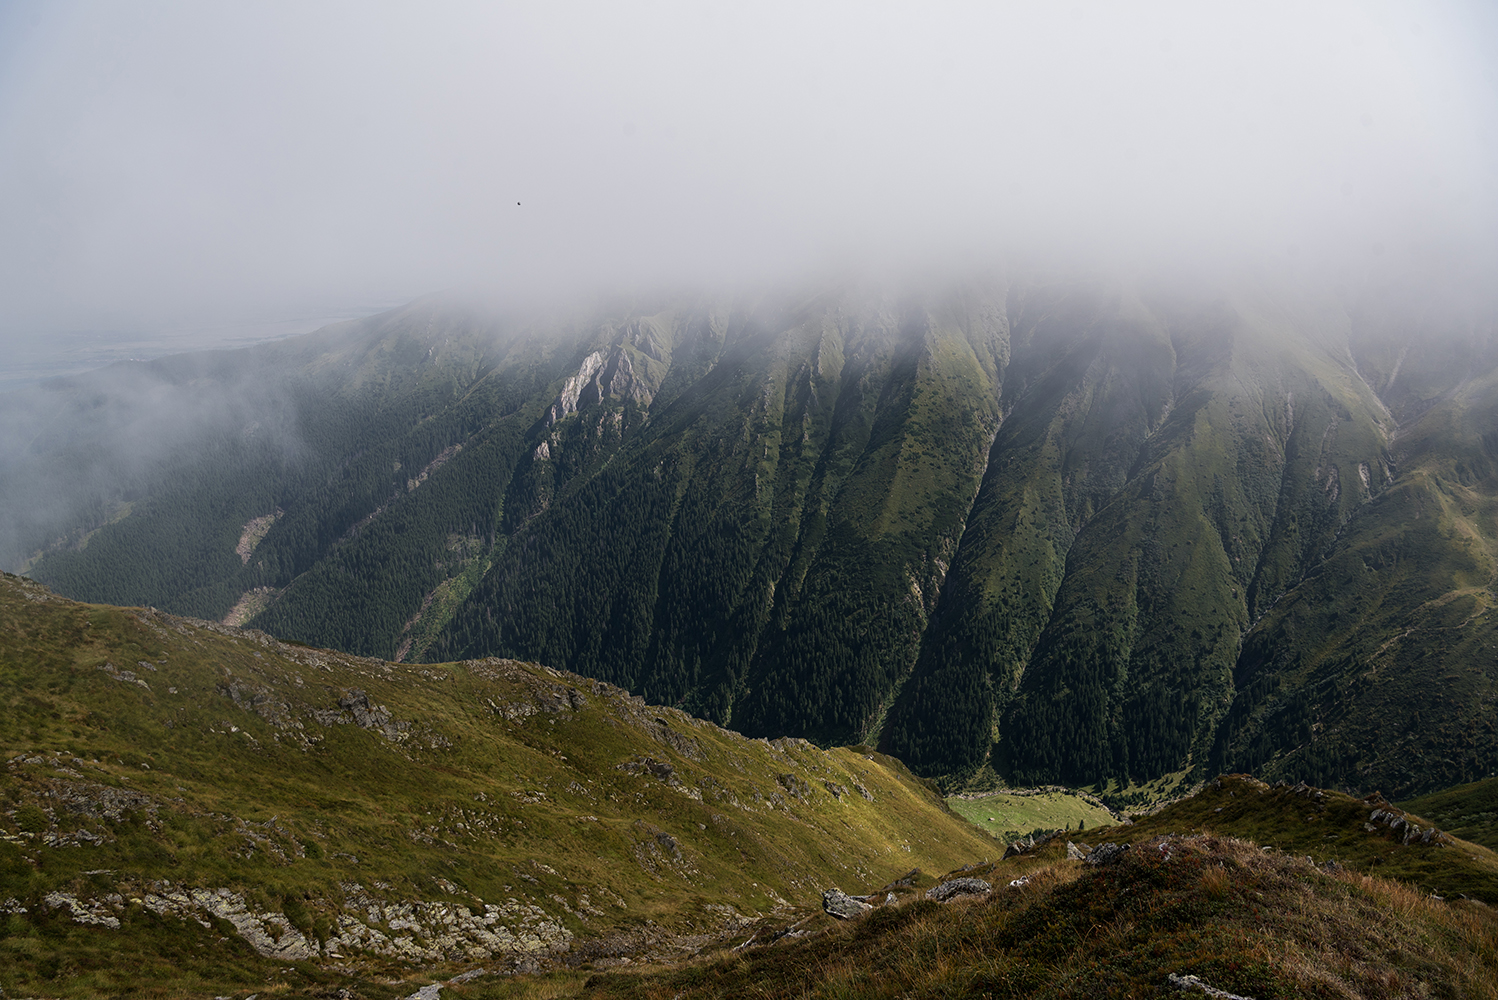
[6,275,1497,795]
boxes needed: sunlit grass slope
[1116,774,1498,904]
[0,572,994,997]
[556,774,1498,1000]
[945,789,1115,842]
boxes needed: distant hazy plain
[0,306,396,393]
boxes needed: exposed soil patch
[222,585,280,626]
[234,509,283,564]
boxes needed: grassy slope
[0,573,994,998]
[945,791,1115,842]
[996,286,1393,786]
[1115,774,1498,903]
[530,773,1498,1000]
[1402,777,1498,851]
[1214,345,1498,797]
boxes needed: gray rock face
[1086,842,1130,866]
[143,886,318,960]
[1166,971,1257,999]
[618,756,679,786]
[37,880,576,964]
[925,877,991,902]
[340,689,391,729]
[776,773,813,800]
[51,778,156,826]
[1066,841,1090,861]
[306,688,413,741]
[42,892,121,929]
[822,888,873,919]
[1367,807,1453,846]
[98,660,151,689]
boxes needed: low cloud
[0,0,1493,341]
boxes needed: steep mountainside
[0,572,994,995]
[5,276,1497,795]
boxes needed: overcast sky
[0,0,1494,347]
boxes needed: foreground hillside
[0,573,995,997]
[7,275,1498,795]
[1402,777,1498,852]
[560,775,1498,1000]
[576,835,1498,1000]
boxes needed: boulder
[1086,842,1130,866]
[776,773,813,800]
[822,888,873,920]
[1166,971,1257,999]
[925,877,991,902]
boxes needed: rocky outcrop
[50,779,156,825]
[925,877,991,902]
[234,510,283,564]
[98,660,151,690]
[43,891,122,929]
[1167,972,1257,999]
[336,688,409,740]
[822,888,873,919]
[776,773,813,801]
[630,821,699,878]
[1087,842,1131,866]
[880,869,921,890]
[327,882,572,962]
[619,756,681,785]
[1003,829,1062,859]
[144,885,318,960]
[42,880,573,965]
[545,343,662,427]
[547,351,608,425]
[1366,806,1454,847]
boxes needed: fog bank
[0,0,1494,348]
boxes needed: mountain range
[5,274,1496,796]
